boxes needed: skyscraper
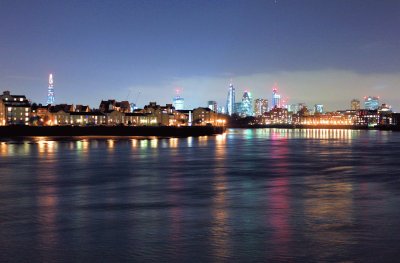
[47,73,55,105]
[173,95,184,110]
[235,102,242,115]
[351,99,360,110]
[207,101,217,112]
[272,82,281,108]
[254,98,268,117]
[241,90,253,117]
[364,96,379,110]
[173,89,184,110]
[226,83,235,116]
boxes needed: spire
[47,73,55,105]
[272,82,279,94]
[49,74,53,85]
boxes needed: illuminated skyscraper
[351,99,360,110]
[241,90,253,117]
[47,73,55,105]
[254,98,268,116]
[226,83,235,116]
[272,82,281,108]
[364,96,379,110]
[173,89,184,110]
[173,95,184,110]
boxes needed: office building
[364,96,379,110]
[314,104,324,114]
[254,98,268,117]
[173,95,184,110]
[207,101,217,112]
[226,83,235,116]
[241,91,253,117]
[272,82,281,108]
[351,99,360,110]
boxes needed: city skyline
[2,73,394,114]
[1,1,399,110]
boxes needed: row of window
[4,98,24,102]
[7,107,29,112]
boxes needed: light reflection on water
[1,129,400,262]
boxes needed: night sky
[1,0,399,111]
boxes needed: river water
[1,129,400,262]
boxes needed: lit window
[25,108,29,112]
[20,98,23,102]
[7,107,12,111]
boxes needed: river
[1,129,400,262]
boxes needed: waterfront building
[241,91,253,117]
[355,109,379,127]
[75,105,91,112]
[272,82,281,108]
[265,107,289,124]
[47,74,55,105]
[47,105,75,125]
[124,113,157,126]
[254,98,268,117]
[392,113,400,126]
[207,101,217,112]
[226,83,235,116]
[351,99,360,110]
[173,95,184,110]
[192,107,226,126]
[0,91,31,126]
[378,104,392,125]
[299,111,353,126]
[70,112,106,126]
[30,104,50,126]
[49,108,70,125]
[105,110,124,125]
[50,104,75,113]
[364,96,379,110]
[174,110,192,126]
[193,107,217,125]
[99,100,131,113]
[143,102,175,126]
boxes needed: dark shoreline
[1,124,398,138]
[0,126,226,138]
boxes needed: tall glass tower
[172,88,184,110]
[226,83,235,116]
[173,95,184,110]
[47,74,55,105]
[272,82,281,108]
[241,91,253,117]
